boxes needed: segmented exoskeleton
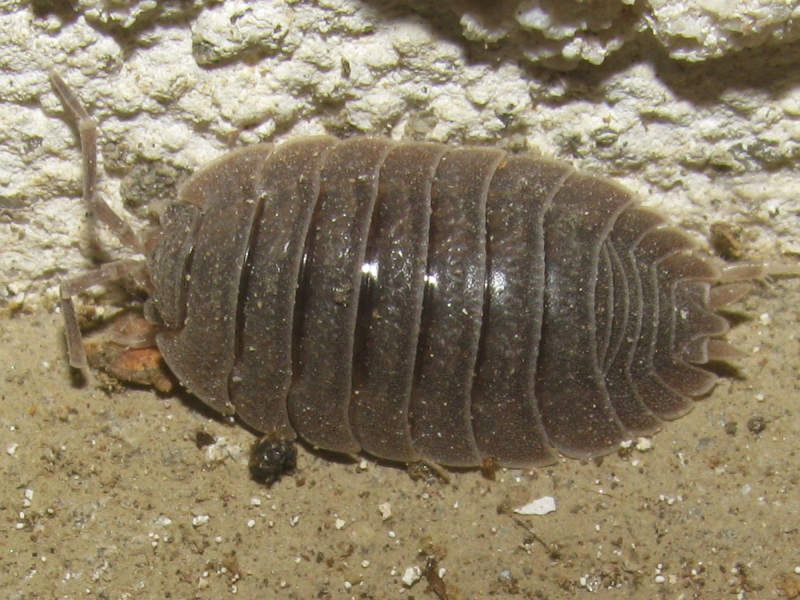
[51,73,766,470]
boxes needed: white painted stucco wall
[1,0,799,310]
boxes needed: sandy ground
[1,277,799,600]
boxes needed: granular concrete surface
[0,279,798,599]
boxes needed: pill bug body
[53,74,755,470]
[146,135,751,469]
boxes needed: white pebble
[513,495,556,516]
[192,515,209,527]
[204,437,242,463]
[635,437,653,451]
[250,497,262,507]
[334,518,346,530]
[378,502,392,520]
[247,519,256,528]
[154,515,172,527]
[401,566,421,587]
[289,515,300,527]
[6,443,19,456]
[655,574,666,584]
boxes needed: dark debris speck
[195,430,215,449]
[747,416,767,434]
[249,437,297,485]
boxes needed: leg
[50,72,142,253]
[60,258,147,372]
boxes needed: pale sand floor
[1,277,798,599]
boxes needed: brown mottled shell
[143,136,743,468]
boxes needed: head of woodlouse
[142,203,200,331]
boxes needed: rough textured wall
[1,0,799,310]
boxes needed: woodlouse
[52,73,764,471]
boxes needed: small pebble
[402,566,421,587]
[513,495,556,516]
[204,437,242,463]
[378,502,392,520]
[192,515,209,527]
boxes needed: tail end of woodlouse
[682,260,799,367]
[718,261,800,283]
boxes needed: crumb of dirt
[747,416,767,434]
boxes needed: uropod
[49,73,770,482]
